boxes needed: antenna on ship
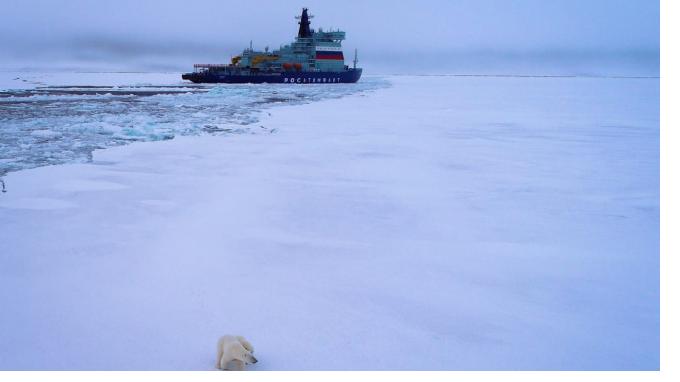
[295,8,314,38]
[353,48,358,69]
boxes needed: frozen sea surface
[0,72,388,175]
[0,74,658,370]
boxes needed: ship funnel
[296,8,313,38]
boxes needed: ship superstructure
[182,8,362,84]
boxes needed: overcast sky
[0,0,659,74]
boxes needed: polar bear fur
[216,335,257,371]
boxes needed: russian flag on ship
[315,46,344,60]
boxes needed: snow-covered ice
[0,74,659,370]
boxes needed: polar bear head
[232,342,258,364]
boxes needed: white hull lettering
[284,76,345,84]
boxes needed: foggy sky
[0,0,659,75]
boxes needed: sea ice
[0,74,659,370]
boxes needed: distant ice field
[0,72,389,175]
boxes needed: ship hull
[182,69,362,84]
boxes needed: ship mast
[295,8,314,38]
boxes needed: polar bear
[216,335,257,371]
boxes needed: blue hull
[182,69,362,84]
